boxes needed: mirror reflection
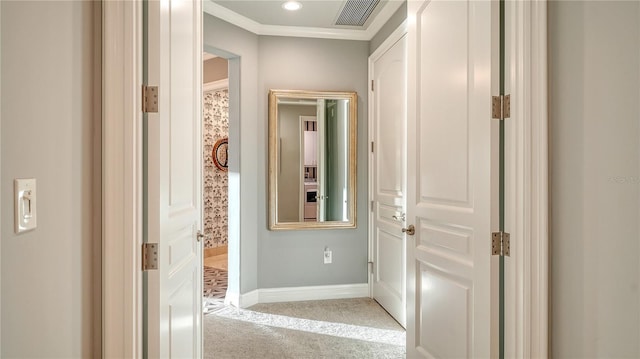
[268,90,357,230]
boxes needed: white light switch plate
[15,178,37,234]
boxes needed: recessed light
[282,1,302,11]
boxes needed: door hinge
[371,200,374,211]
[491,231,510,256]
[142,243,159,270]
[371,80,374,92]
[368,261,374,274]
[371,141,374,153]
[142,85,159,113]
[492,94,510,120]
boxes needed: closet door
[406,0,496,357]
[370,33,407,328]
[144,0,203,357]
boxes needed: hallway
[203,298,405,358]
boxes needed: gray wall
[277,104,315,222]
[549,1,640,357]
[1,0,100,357]
[203,15,260,294]
[204,15,370,292]
[369,1,407,55]
[258,36,369,288]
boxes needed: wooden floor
[204,253,227,270]
[203,249,228,313]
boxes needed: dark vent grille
[335,0,380,27]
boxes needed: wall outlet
[324,248,332,264]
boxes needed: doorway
[202,52,230,313]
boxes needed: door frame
[101,0,548,356]
[102,1,143,357]
[300,115,317,222]
[367,20,407,297]
[504,0,549,357]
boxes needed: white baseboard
[224,291,240,308]
[239,289,259,308]
[236,283,369,308]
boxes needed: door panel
[418,0,471,205]
[317,100,326,221]
[371,34,407,327]
[145,0,203,357]
[407,0,494,357]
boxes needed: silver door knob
[196,231,208,242]
[402,224,415,236]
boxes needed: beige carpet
[204,298,406,358]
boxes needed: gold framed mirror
[268,89,357,230]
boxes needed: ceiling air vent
[335,0,381,27]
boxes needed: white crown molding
[204,79,229,92]
[364,0,405,40]
[203,0,404,41]
[368,19,407,60]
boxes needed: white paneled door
[145,0,203,357]
[370,34,407,328]
[406,0,495,357]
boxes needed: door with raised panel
[144,0,203,357]
[406,0,495,357]
[370,33,407,328]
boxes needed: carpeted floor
[204,298,406,359]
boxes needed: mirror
[268,89,357,230]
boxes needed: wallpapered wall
[203,88,229,248]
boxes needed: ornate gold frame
[268,89,358,230]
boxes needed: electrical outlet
[324,248,332,264]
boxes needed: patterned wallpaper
[203,89,229,249]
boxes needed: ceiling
[203,0,405,41]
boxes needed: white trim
[239,290,260,308]
[258,284,369,304]
[102,1,142,358]
[367,20,407,298]
[505,0,549,358]
[223,290,241,308]
[0,1,3,351]
[224,57,242,318]
[368,20,407,60]
[203,79,229,92]
[237,284,369,308]
[223,287,260,310]
[202,0,404,41]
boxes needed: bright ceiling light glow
[282,1,302,11]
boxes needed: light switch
[15,178,37,233]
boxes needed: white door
[316,99,326,221]
[406,0,495,357]
[145,0,203,357]
[370,34,407,327]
